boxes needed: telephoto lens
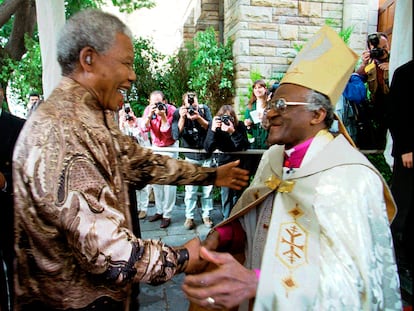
[188,94,195,105]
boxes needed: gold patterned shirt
[12,77,216,310]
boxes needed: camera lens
[370,48,384,59]
[156,102,165,110]
[220,115,232,126]
[368,33,380,48]
[188,107,195,115]
[188,94,195,105]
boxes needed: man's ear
[79,47,95,69]
[310,108,327,125]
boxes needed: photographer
[119,103,140,138]
[204,105,250,219]
[172,92,214,229]
[142,90,178,228]
[118,103,152,221]
[356,32,390,149]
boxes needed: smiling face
[76,33,136,111]
[264,83,327,149]
[252,82,268,106]
[253,84,267,97]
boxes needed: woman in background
[204,105,249,219]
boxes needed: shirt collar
[284,137,314,168]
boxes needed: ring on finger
[206,296,215,305]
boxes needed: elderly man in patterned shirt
[12,9,248,311]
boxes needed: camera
[187,127,199,143]
[219,114,233,126]
[125,114,134,121]
[156,102,167,111]
[188,93,195,105]
[188,105,196,116]
[367,33,385,59]
[370,48,384,59]
[124,103,131,114]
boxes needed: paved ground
[136,194,412,311]
[138,194,223,311]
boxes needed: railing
[149,146,384,155]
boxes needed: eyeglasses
[266,98,309,114]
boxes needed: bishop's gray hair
[305,90,335,128]
[57,9,133,76]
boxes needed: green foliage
[292,42,304,52]
[7,35,42,107]
[128,37,166,116]
[108,0,155,13]
[0,0,156,110]
[187,27,234,115]
[249,71,264,87]
[0,17,12,41]
[339,26,354,45]
[325,19,354,45]
[366,154,392,185]
[162,48,192,106]
[64,0,99,18]
[2,3,234,119]
[293,20,355,54]
[212,186,221,202]
[64,0,155,17]
[152,27,235,114]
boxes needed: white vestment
[218,131,401,311]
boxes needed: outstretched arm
[214,160,249,190]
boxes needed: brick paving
[138,194,223,311]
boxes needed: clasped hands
[180,232,257,310]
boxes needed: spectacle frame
[266,98,309,114]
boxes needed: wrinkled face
[90,33,136,111]
[264,84,317,149]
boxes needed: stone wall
[182,0,379,112]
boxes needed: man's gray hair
[305,90,335,128]
[57,9,133,75]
